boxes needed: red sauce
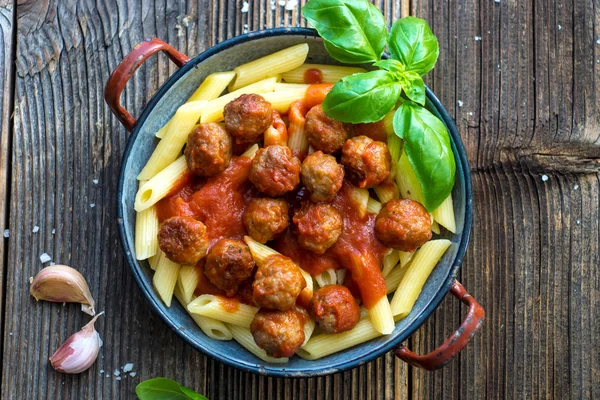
[219,295,240,313]
[302,83,334,109]
[303,68,323,84]
[276,231,340,275]
[352,120,388,142]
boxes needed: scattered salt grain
[114,369,121,377]
[50,262,56,266]
[92,179,99,185]
[40,253,51,263]
[90,203,95,208]
[33,226,39,233]
[469,112,473,116]
[123,363,134,373]
[100,369,104,374]
[130,372,137,377]
[51,228,56,235]
[241,1,249,13]
[573,184,579,190]
[597,39,600,44]
[494,0,500,3]
[116,377,122,381]
[557,25,562,31]
[541,174,549,182]
[9,332,12,336]
[3,229,9,238]
[270,0,276,10]
[576,220,581,225]
[285,0,298,10]
[243,23,249,34]
[106,374,110,378]
[458,100,463,107]
[474,36,482,41]
[278,0,286,6]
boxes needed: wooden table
[1,0,598,398]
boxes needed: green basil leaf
[398,71,426,105]
[302,0,388,64]
[322,70,402,123]
[136,378,194,400]
[179,386,208,400]
[389,16,439,76]
[373,59,405,77]
[393,102,455,211]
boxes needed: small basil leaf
[302,0,388,64]
[389,16,439,76]
[179,386,208,400]
[322,70,402,123]
[373,59,405,78]
[398,71,426,105]
[136,378,194,400]
[393,102,455,211]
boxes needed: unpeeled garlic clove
[49,312,104,374]
[29,265,96,316]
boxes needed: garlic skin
[29,265,96,316]
[49,312,104,374]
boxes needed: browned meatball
[249,145,301,197]
[204,239,255,296]
[341,135,391,188]
[300,151,344,203]
[293,202,343,254]
[253,254,306,311]
[309,285,360,334]
[375,199,432,252]
[158,216,209,265]
[243,198,289,243]
[184,123,232,176]
[224,94,273,143]
[250,308,305,358]
[305,104,349,154]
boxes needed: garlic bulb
[29,265,96,316]
[49,312,104,374]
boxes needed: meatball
[305,104,349,154]
[300,151,344,203]
[249,145,301,197]
[250,308,305,358]
[351,120,388,142]
[253,254,306,311]
[309,285,360,334]
[184,123,232,176]
[243,198,289,243]
[158,216,209,265]
[293,202,343,254]
[341,135,391,188]
[204,239,255,296]
[375,199,432,252]
[223,94,273,143]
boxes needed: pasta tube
[281,63,366,83]
[134,156,189,212]
[229,43,309,91]
[261,88,310,114]
[431,194,457,233]
[382,250,400,277]
[369,296,395,335]
[385,264,409,294]
[178,265,201,306]
[228,324,289,363]
[188,71,236,102]
[153,255,181,307]
[287,101,308,158]
[134,206,159,260]
[241,144,259,159]
[390,239,452,319]
[314,268,337,288]
[374,181,399,204]
[188,294,258,327]
[366,197,382,214]
[347,185,370,218]
[137,100,207,180]
[174,288,233,341]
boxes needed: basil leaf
[389,16,439,76]
[302,0,388,64]
[398,71,426,105]
[373,59,405,77]
[393,102,455,211]
[179,386,208,400]
[322,70,402,123]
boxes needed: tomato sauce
[303,68,323,84]
[276,231,340,275]
[302,83,333,109]
[352,120,388,142]
[219,295,240,313]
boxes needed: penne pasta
[385,263,409,294]
[399,250,414,268]
[155,124,168,139]
[261,88,310,114]
[134,156,189,212]
[335,268,347,285]
[374,181,399,204]
[241,143,259,159]
[228,324,289,363]
[178,265,201,305]
[390,239,452,319]
[244,235,279,264]
[302,315,316,346]
[431,220,441,234]
[298,267,314,306]
[382,250,400,277]
[314,268,337,288]
[287,101,308,158]
[229,43,309,91]
[395,151,425,205]
[137,100,207,180]
[281,63,366,84]
[366,197,382,214]
[347,185,370,218]
[187,294,258,327]
[369,296,395,334]
[382,109,396,136]
[148,248,163,271]
[134,206,159,260]
[188,71,236,102]
[431,194,457,233]
[274,82,311,91]
[201,77,278,123]
[263,110,288,146]
[297,317,381,360]
[153,255,181,307]
[173,287,233,341]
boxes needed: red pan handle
[104,38,190,132]
[394,280,484,370]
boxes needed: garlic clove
[29,265,96,316]
[49,312,104,374]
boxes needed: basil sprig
[136,378,208,400]
[302,0,455,211]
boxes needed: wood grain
[1,0,599,399]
